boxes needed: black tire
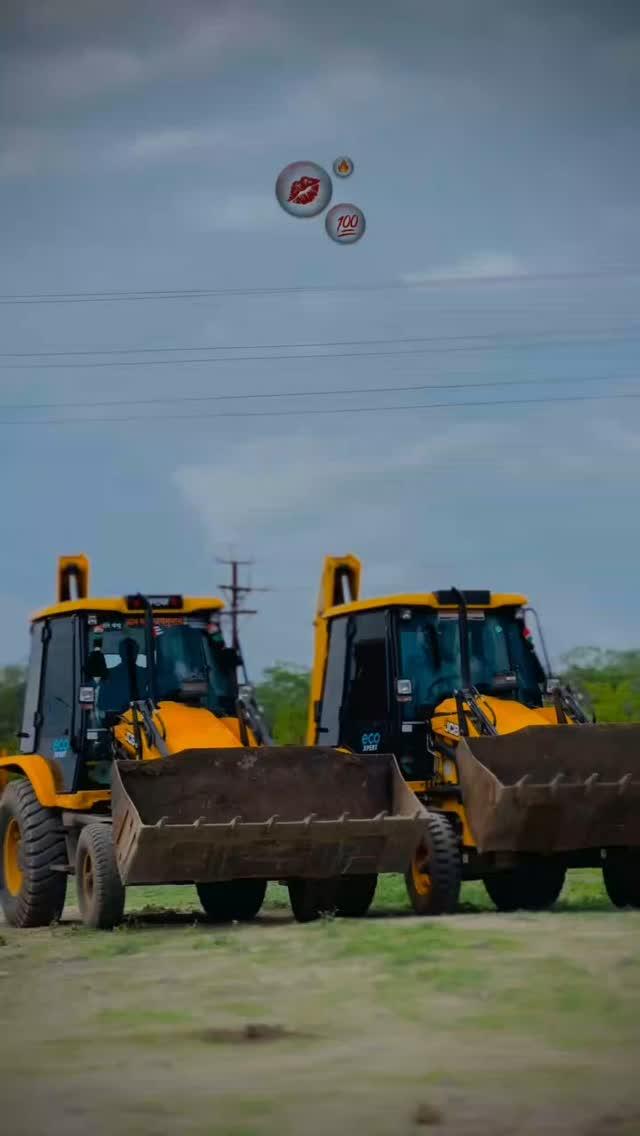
[484,860,566,912]
[197,879,267,922]
[0,780,67,928]
[335,874,378,918]
[288,878,339,924]
[405,811,462,915]
[602,852,640,909]
[75,823,125,929]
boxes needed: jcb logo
[361,731,381,752]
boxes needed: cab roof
[32,596,225,622]
[323,592,528,620]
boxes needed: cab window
[342,611,389,722]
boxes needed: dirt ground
[1,872,639,1136]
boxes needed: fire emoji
[333,155,354,178]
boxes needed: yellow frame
[0,756,110,810]
[322,591,528,620]
[32,595,225,622]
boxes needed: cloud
[172,402,640,556]
[115,50,393,168]
[403,252,526,286]
[6,0,640,127]
[121,127,227,164]
[590,417,640,456]
[172,419,522,546]
[172,403,640,674]
[0,128,47,178]
[0,119,251,180]
[180,191,281,234]
[3,43,152,108]
[2,4,291,107]
[0,125,97,179]
[15,47,149,102]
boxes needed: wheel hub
[411,846,432,898]
[82,851,95,900]
[3,817,23,897]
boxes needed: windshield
[397,607,545,714]
[87,614,237,720]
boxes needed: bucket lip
[119,813,428,833]
[115,814,428,885]
[111,747,425,843]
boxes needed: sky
[1,0,640,677]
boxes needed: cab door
[37,616,79,792]
[339,610,392,756]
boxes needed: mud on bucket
[110,747,428,885]
[456,724,640,855]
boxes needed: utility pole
[216,557,269,654]
[216,557,273,745]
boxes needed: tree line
[0,661,312,750]
[2,652,640,750]
[256,653,640,743]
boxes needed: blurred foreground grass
[2,869,639,1136]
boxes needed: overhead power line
[0,323,638,360]
[1,327,640,371]
[5,304,640,358]
[0,371,639,415]
[3,388,640,427]
[1,265,640,305]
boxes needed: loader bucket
[111,747,428,885]
[456,724,640,854]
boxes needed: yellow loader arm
[112,701,256,760]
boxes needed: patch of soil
[413,1102,444,1126]
[193,1022,312,1044]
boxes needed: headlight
[442,758,458,783]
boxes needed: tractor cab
[20,556,243,793]
[395,592,548,710]
[309,576,551,785]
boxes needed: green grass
[2,868,640,1136]
[97,1008,195,1027]
[114,867,613,919]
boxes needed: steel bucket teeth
[111,747,429,885]
[456,724,640,854]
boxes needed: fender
[0,755,110,811]
[436,797,476,849]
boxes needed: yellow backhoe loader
[307,555,640,914]
[0,556,427,929]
